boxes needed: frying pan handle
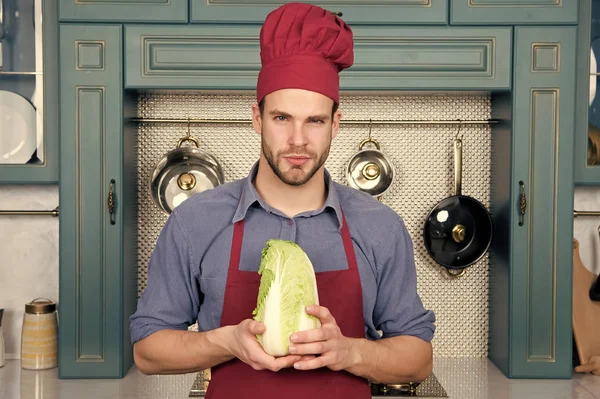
[453,138,462,196]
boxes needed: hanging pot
[150,135,225,214]
[422,133,493,278]
[345,137,395,201]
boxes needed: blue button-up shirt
[130,163,435,344]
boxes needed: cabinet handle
[518,180,527,227]
[108,179,116,225]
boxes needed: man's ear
[332,109,342,140]
[251,103,262,135]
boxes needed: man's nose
[289,123,308,147]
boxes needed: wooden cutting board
[572,238,600,365]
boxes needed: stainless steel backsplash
[136,92,491,357]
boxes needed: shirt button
[288,219,293,225]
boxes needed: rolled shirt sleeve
[129,210,201,344]
[373,217,436,342]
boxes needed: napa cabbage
[252,239,321,357]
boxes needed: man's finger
[575,363,599,373]
[246,320,266,335]
[271,355,302,371]
[290,327,328,344]
[293,353,330,370]
[305,305,334,323]
[289,341,327,355]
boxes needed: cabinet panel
[575,0,600,185]
[490,26,576,378]
[58,0,187,23]
[190,0,448,25]
[125,25,511,91]
[450,0,578,25]
[59,24,132,379]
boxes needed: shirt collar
[232,162,344,229]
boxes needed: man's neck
[253,158,327,218]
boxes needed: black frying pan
[423,136,493,277]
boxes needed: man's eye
[309,119,324,124]
[275,115,287,121]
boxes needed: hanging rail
[131,117,499,126]
[574,210,600,218]
[0,206,60,217]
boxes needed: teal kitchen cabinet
[58,24,138,378]
[58,0,187,23]
[450,0,578,25]
[0,1,59,184]
[125,25,511,90]
[489,26,576,378]
[574,0,600,185]
[190,0,448,25]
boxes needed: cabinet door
[489,26,576,378]
[59,0,187,23]
[59,24,137,379]
[450,0,577,25]
[0,0,59,184]
[190,0,448,25]
[575,0,600,185]
[125,25,511,91]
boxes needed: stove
[188,370,447,397]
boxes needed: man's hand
[575,356,600,376]
[228,319,304,372]
[287,305,357,371]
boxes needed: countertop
[1,358,599,399]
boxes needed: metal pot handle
[359,137,380,150]
[177,136,200,148]
[445,268,466,278]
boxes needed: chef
[129,3,436,398]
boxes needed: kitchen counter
[1,358,599,399]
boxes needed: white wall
[0,185,598,359]
[574,187,600,276]
[0,185,58,358]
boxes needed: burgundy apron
[205,212,371,399]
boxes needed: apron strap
[340,212,358,271]
[229,220,245,271]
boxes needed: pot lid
[346,148,394,197]
[154,163,223,214]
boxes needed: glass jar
[20,298,57,370]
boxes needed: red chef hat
[256,2,354,105]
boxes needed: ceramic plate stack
[0,90,37,164]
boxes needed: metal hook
[455,120,463,140]
[186,118,191,138]
[368,119,373,140]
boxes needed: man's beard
[262,137,330,186]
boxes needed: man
[130,3,435,398]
